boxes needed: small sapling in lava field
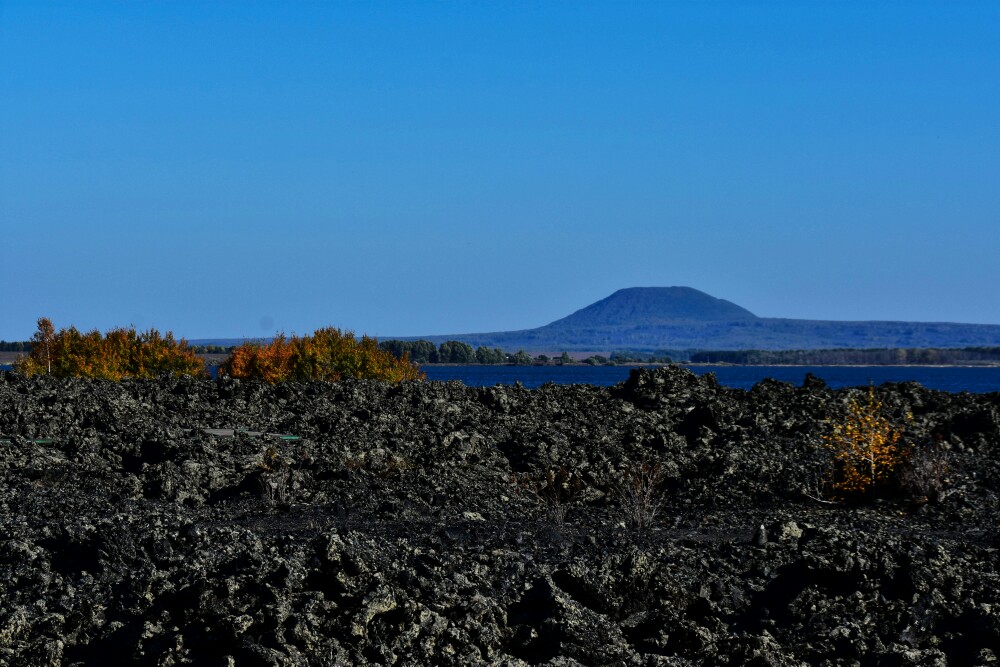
[821,386,908,499]
[616,460,666,529]
[513,467,585,524]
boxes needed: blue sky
[2,1,998,341]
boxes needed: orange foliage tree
[821,386,908,497]
[220,327,424,383]
[13,317,205,379]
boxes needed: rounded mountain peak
[548,287,758,328]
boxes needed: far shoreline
[2,350,999,370]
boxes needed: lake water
[3,364,999,393]
[422,364,1000,393]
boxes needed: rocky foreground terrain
[1,367,999,666]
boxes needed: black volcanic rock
[1,368,999,665]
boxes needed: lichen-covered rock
[0,367,998,664]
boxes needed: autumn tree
[221,328,424,383]
[821,386,908,497]
[379,339,409,360]
[33,317,55,374]
[13,318,205,379]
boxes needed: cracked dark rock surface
[1,366,999,665]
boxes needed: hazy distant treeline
[188,345,234,354]
[379,340,555,365]
[377,340,672,366]
[9,336,999,366]
[689,347,1000,365]
[379,340,506,364]
[0,341,236,354]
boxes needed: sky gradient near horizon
[2,1,999,341]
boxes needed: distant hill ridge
[398,286,1000,353]
[193,287,1000,353]
[548,287,758,327]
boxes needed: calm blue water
[422,364,1000,393]
[3,364,999,393]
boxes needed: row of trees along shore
[373,340,1000,367]
[2,327,662,373]
[7,320,1000,379]
[7,319,422,383]
[376,340,673,366]
[689,347,1000,365]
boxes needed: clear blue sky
[2,1,998,341]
